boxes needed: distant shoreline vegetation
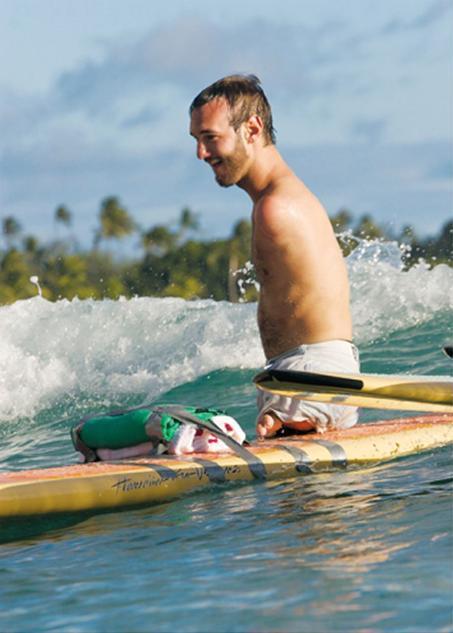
[1,198,452,304]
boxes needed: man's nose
[196,141,209,161]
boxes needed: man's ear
[245,115,264,143]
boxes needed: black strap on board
[153,405,266,480]
[254,369,364,391]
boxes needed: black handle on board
[254,369,364,391]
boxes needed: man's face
[190,98,250,188]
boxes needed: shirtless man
[190,74,360,438]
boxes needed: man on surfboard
[190,74,360,438]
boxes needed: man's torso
[252,172,352,359]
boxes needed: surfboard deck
[1,414,452,519]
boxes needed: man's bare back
[189,75,358,438]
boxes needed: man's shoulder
[255,182,316,231]
[255,192,287,213]
[254,194,290,238]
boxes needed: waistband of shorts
[266,339,359,364]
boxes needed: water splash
[234,261,260,302]
[0,296,261,421]
[347,238,453,342]
[29,276,42,298]
[1,237,451,421]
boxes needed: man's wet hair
[190,74,276,145]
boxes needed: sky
[0,0,452,250]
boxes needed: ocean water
[0,240,452,633]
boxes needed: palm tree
[55,205,72,228]
[23,235,39,254]
[54,205,72,239]
[93,197,135,250]
[2,216,22,250]
[142,225,176,256]
[178,206,199,242]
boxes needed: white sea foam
[348,239,453,342]
[0,295,261,420]
[0,239,451,421]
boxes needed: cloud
[49,15,367,121]
[350,118,387,144]
[1,14,379,171]
[412,0,453,27]
[1,11,450,246]
[381,0,452,34]
[427,157,453,181]
[4,10,445,153]
[121,105,161,128]
[2,6,450,144]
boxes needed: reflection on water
[259,467,416,575]
[0,446,451,632]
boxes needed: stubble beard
[214,136,249,188]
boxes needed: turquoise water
[0,241,452,632]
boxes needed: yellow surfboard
[254,369,453,412]
[1,414,452,519]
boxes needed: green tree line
[1,198,451,304]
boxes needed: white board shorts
[256,340,360,433]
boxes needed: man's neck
[236,145,289,203]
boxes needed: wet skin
[190,98,352,438]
